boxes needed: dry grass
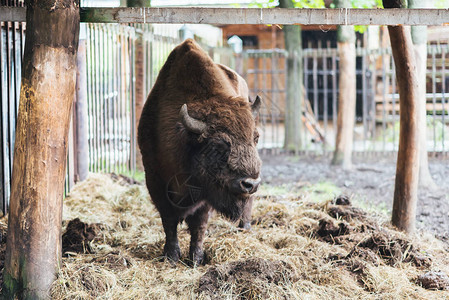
[46,173,449,299]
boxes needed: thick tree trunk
[409,0,436,190]
[279,0,302,152]
[384,0,420,233]
[127,0,150,171]
[2,1,79,298]
[331,0,356,169]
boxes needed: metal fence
[85,23,136,175]
[0,18,24,214]
[245,45,449,155]
[1,21,449,214]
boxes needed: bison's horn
[179,104,207,134]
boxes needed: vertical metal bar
[112,25,118,173]
[432,46,437,152]
[6,22,14,184]
[254,54,259,100]
[323,45,328,153]
[362,46,367,153]
[303,49,309,149]
[0,21,5,214]
[284,51,288,152]
[90,23,96,172]
[370,49,376,155]
[85,23,93,173]
[261,54,267,146]
[332,50,337,146]
[100,24,106,171]
[106,24,111,173]
[94,23,101,172]
[391,57,397,150]
[441,47,447,155]
[381,50,387,152]
[312,47,318,121]
[130,29,137,173]
[12,21,18,118]
[120,26,126,174]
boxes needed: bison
[138,39,261,265]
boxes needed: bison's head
[178,96,262,221]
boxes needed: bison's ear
[251,95,262,118]
[179,104,207,134]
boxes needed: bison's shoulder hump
[167,40,231,97]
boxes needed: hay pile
[46,173,449,299]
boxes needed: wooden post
[75,24,89,182]
[127,0,150,172]
[409,0,436,190]
[331,0,356,169]
[279,0,303,152]
[384,0,420,233]
[2,0,79,298]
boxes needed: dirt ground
[260,153,449,243]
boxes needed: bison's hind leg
[161,215,181,263]
[186,204,211,266]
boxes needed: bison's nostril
[240,181,254,192]
[239,177,261,194]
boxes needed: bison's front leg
[161,215,181,263]
[238,196,253,230]
[186,204,211,266]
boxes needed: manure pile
[5,173,447,299]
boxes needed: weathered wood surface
[1,7,449,25]
[280,0,303,152]
[2,0,80,298]
[332,0,356,169]
[385,0,420,233]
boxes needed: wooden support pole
[332,0,356,169]
[127,0,150,172]
[2,0,79,298]
[279,0,303,152]
[384,0,420,233]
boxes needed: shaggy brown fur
[138,39,261,265]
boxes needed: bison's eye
[254,131,259,145]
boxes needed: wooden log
[384,0,420,233]
[279,0,303,152]
[127,0,150,172]
[2,0,79,298]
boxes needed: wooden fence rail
[1,7,449,25]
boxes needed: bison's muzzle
[230,177,261,195]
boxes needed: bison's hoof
[164,244,181,263]
[189,247,205,267]
[238,220,252,231]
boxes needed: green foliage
[350,0,383,8]
[435,0,449,8]
[329,0,382,8]
[249,0,325,8]
[292,0,325,8]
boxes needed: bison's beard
[204,184,248,222]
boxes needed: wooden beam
[0,7,25,22]
[2,0,79,298]
[1,7,449,25]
